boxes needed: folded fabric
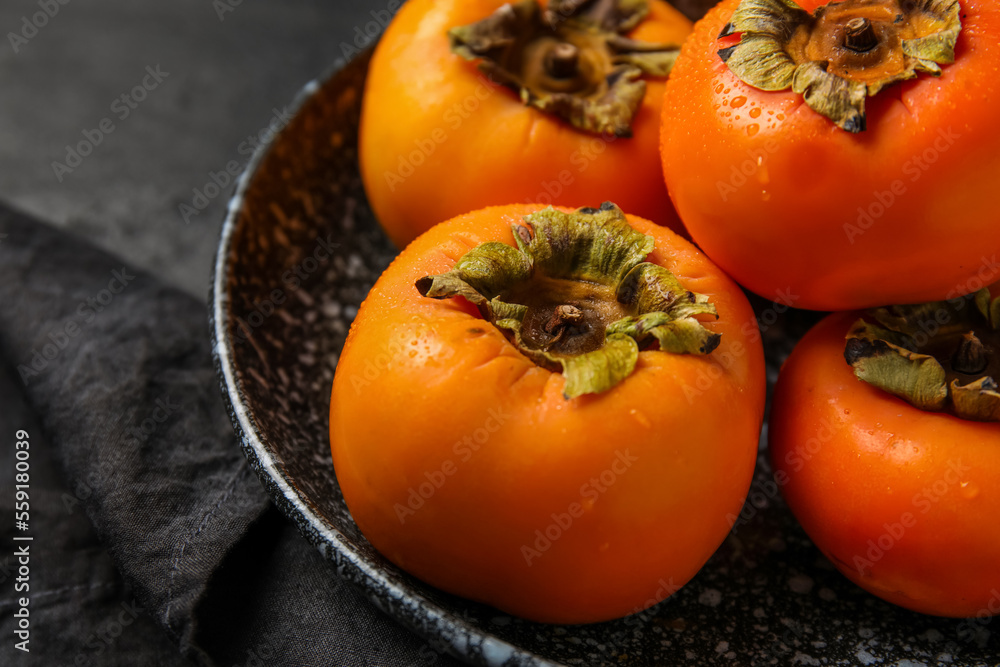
[0,203,462,666]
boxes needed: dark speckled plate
[210,50,999,667]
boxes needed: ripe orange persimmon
[770,294,1000,617]
[329,203,765,623]
[360,0,693,248]
[661,0,1000,310]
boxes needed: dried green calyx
[845,288,1000,421]
[417,203,721,399]
[448,0,682,137]
[718,0,962,132]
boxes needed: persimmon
[770,288,1000,617]
[360,0,693,249]
[660,0,1000,311]
[329,203,765,623]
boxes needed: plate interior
[212,52,999,667]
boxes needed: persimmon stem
[448,0,682,137]
[416,204,720,399]
[718,0,962,133]
[544,305,584,335]
[545,42,581,78]
[953,331,988,375]
[845,290,1000,421]
[843,17,877,53]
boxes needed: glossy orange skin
[360,0,692,249]
[661,0,1000,311]
[770,312,1000,617]
[330,204,765,624]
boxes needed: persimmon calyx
[448,0,681,137]
[844,289,1000,421]
[718,0,962,133]
[416,203,720,399]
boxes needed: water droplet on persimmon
[960,481,980,500]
